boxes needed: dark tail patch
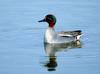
[74,30,82,35]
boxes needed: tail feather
[73,30,82,35]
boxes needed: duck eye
[47,17,52,21]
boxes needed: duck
[38,14,82,44]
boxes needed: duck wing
[58,30,82,37]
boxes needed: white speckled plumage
[44,27,75,43]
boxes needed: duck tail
[74,30,82,35]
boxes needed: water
[0,0,100,74]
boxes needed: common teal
[38,14,82,44]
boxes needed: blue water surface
[0,0,100,74]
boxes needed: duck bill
[38,19,46,22]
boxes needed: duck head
[38,14,56,28]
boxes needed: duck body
[44,27,76,43]
[38,14,82,44]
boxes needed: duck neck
[48,21,55,28]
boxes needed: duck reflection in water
[43,40,82,71]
